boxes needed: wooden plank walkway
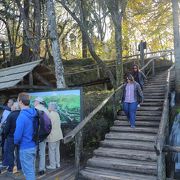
[0,162,75,180]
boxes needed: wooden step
[147,83,166,85]
[144,95,164,99]
[121,111,162,116]
[100,139,155,151]
[141,102,163,106]
[105,132,156,142]
[80,167,156,180]
[143,90,165,93]
[146,81,166,84]
[87,157,157,175]
[144,99,164,102]
[137,106,162,111]
[110,126,158,134]
[117,115,161,121]
[143,92,164,96]
[146,77,166,80]
[114,120,159,127]
[145,85,166,88]
[144,82,166,85]
[94,147,157,161]
[144,85,165,88]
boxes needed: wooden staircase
[80,71,169,180]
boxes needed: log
[75,131,83,180]
[163,145,180,152]
[34,72,54,87]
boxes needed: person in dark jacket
[131,64,146,90]
[0,99,14,166]
[3,102,21,175]
[121,74,144,128]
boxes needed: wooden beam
[34,72,54,87]
[11,85,49,90]
[39,72,54,76]
[29,72,33,86]
[2,41,6,62]
[163,145,180,152]
[74,131,83,180]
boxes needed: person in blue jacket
[14,93,37,180]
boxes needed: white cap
[35,97,44,103]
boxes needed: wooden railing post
[140,41,145,68]
[75,131,83,180]
[152,60,155,76]
[112,93,117,120]
[157,148,166,180]
[155,66,173,180]
[170,52,173,63]
[2,41,6,62]
[96,65,100,79]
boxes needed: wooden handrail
[155,65,175,151]
[64,50,173,76]
[63,89,118,143]
[63,52,172,144]
[154,64,174,180]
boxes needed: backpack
[33,109,52,144]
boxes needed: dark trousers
[1,134,5,156]
[123,102,138,127]
[4,137,21,172]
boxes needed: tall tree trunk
[82,32,88,58]
[33,0,41,61]
[22,0,30,62]
[46,0,66,88]
[16,0,40,62]
[123,15,130,56]
[0,17,12,64]
[106,0,127,87]
[114,24,123,87]
[172,0,180,103]
[81,0,88,58]
[10,1,17,65]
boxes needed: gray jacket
[121,81,144,103]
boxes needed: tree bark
[172,0,180,103]
[33,0,41,61]
[46,0,66,88]
[82,31,88,58]
[106,0,127,87]
[16,0,40,61]
[22,0,30,61]
[0,17,12,63]
[81,0,88,58]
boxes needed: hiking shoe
[38,170,45,176]
[56,164,61,168]
[5,171,14,178]
[46,165,56,170]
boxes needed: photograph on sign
[29,88,82,127]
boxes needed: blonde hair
[11,102,20,111]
